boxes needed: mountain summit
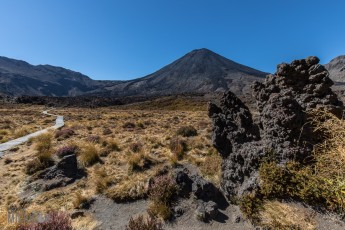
[101,48,267,97]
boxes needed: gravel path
[0,109,64,157]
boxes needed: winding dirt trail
[0,109,64,157]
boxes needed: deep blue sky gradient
[1,0,345,80]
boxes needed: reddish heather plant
[56,145,78,158]
[129,142,143,153]
[103,128,112,135]
[17,211,72,230]
[55,128,75,139]
[148,174,178,205]
[123,122,136,129]
[85,135,100,143]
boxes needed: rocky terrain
[325,55,345,82]
[208,56,345,228]
[209,56,343,198]
[0,56,345,230]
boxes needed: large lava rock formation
[209,56,343,198]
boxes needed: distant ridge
[0,49,267,97]
[0,56,106,96]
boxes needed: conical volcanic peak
[104,48,267,97]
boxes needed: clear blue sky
[1,0,345,80]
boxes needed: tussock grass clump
[106,174,149,202]
[79,144,101,167]
[25,133,54,175]
[129,142,143,153]
[128,152,157,172]
[136,121,145,129]
[93,166,113,194]
[73,192,92,209]
[0,130,8,135]
[148,174,178,220]
[260,201,316,230]
[34,133,53,154]
[169,137,187,160]
[176,125,197,137]
[126,214,163,230]
[104,139,121,151]
[123,122,136,129]
[200,153,222,185]
[13,128,29,138]
[4,157,13,165]
[100,139,121,157]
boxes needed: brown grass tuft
[79,144,100,167]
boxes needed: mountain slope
[325,55,345,82]
[99,48,267,97]
[0,57,114,96]
[0,49,267,97]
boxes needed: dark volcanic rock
[209,56,343,198]
[31,154,80,191]
[174,166,228,221]
[195,200,219,222]
[42,154,78,180]
[174,167,223,203]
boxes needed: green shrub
[239,192,263,223]
[137,121,145,129]
[259,160,342,211]
[148,202,172,221]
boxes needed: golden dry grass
[310,110,345,210]
[260,201,316,230]
[0,105,55,143]
[0,105,218,229]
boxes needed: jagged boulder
[209,57,343,199]
[26,154,80,192]
[174,166,228,221]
